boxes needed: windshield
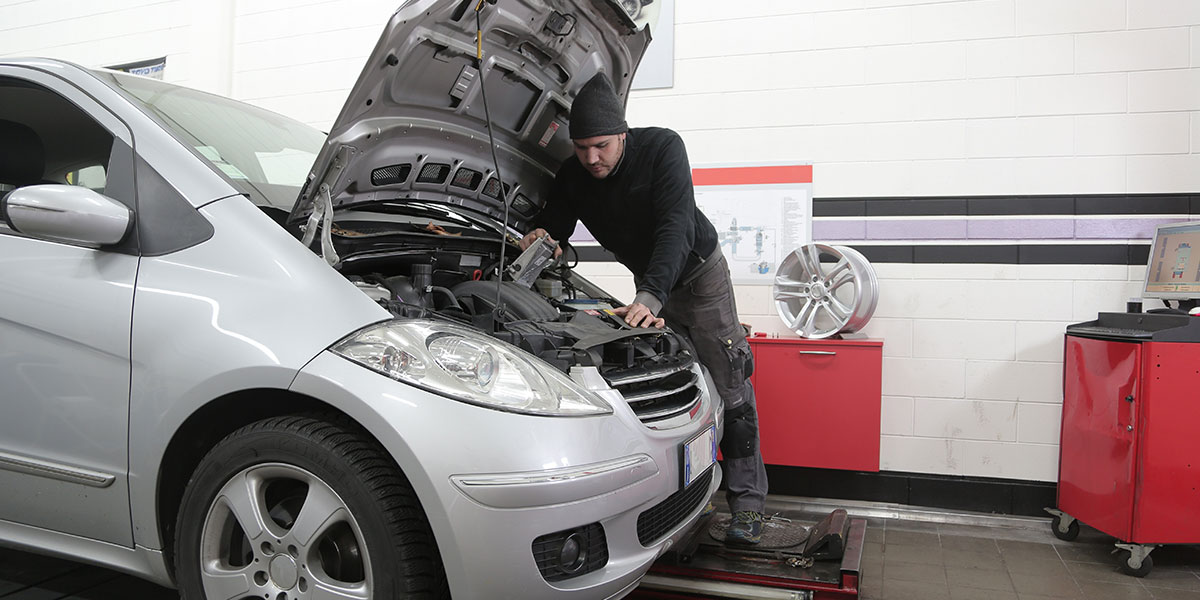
[101,71,326,211]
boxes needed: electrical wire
[474,0,512,329]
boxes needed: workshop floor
[854,510,1200,600]
[0,499,1198,599]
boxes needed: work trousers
[659,254,769,514]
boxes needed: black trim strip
[753,465,1057,517]
[575,243,1151,265]
[814,192,1200,217]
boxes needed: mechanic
[519,74,769,544]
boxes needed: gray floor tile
[1063,558,1133,583]
[1010,572,1084,598]
[1076,581,1155,600]
[866,527,885,543]
[946,566,1015,592]
[884,562,948,584]
[880,578,951,600]
[998,540,1061,558]
[886,543,944,565]
[942,535,1002,553]
[949,587,1019,600]
[1146,588,1200,600]
[945,549,1007,571]
[1057,541,1118,564]
[888,530,941,547]
[1141,569,1200,591]
[1003,554,1073,577]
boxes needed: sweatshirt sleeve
[532,168,578,246]
[636,132,696,312]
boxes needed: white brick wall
[3,0,1196,484]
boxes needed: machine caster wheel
[1051,515,1080,541]
[1116,549,1153,577]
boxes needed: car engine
[330,209,705,426]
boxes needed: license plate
[682,425,716,488]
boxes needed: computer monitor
[1143,221,1200,301]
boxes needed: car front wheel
[175,415,448,600]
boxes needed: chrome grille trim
[606,360,704,425]
[620,371,700,403]
[605,363,692,386]
[632,389,701,421]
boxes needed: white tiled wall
[3,1,1196,483]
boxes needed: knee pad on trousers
[720,402,758,460]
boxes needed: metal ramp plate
[630,510,866,600]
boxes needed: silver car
[0,0,721,598]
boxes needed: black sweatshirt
[534,127,719,313]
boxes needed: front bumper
[291,350,723,599]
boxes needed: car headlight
[332,319,612,417]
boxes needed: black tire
[174,415,449,599]
[1116,549,1153,577]
[1051,515,1080,541]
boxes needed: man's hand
[519,228,563,258]
[614,303,664,329]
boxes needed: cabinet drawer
[749,338,882,471]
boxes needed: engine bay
[326,204,705,424]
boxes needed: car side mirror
[1,184,133,247]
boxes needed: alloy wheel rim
[773,244,879,339]
[198,463,373,600]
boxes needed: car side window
[0,78,118,236]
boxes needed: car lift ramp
[629,509,866,600]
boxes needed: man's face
[572,133,625,179]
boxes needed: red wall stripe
[691,165,813,186]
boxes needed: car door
[0,66,137,546]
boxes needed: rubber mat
[707,513,810,549]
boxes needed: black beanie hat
[568,73,628,139]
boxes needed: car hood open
[289,0,654,233]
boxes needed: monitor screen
[1144,221,1200,299]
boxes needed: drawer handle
[798,350,837,356]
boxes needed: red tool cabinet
[1056,317,1200,575]
[748,336,883,472]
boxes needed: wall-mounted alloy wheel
[773,244,879,339]
[175,415,449,599]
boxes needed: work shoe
[725,511,763,545]
[701,502,716,518]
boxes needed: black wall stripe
[813,192,1200,217]
[569,193,1191,266]
[574,242,1153,266]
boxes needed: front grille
[605,360,702,424]
[636,467,713,546]
[531,523,608,582]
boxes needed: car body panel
[0,61,141,546]
[126,194,388,550]
[0,233,137,545]
[290,350,722,599]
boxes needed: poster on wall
[691,164,813,284]
[106,57,166,80]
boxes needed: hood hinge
[300,145,352,266]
